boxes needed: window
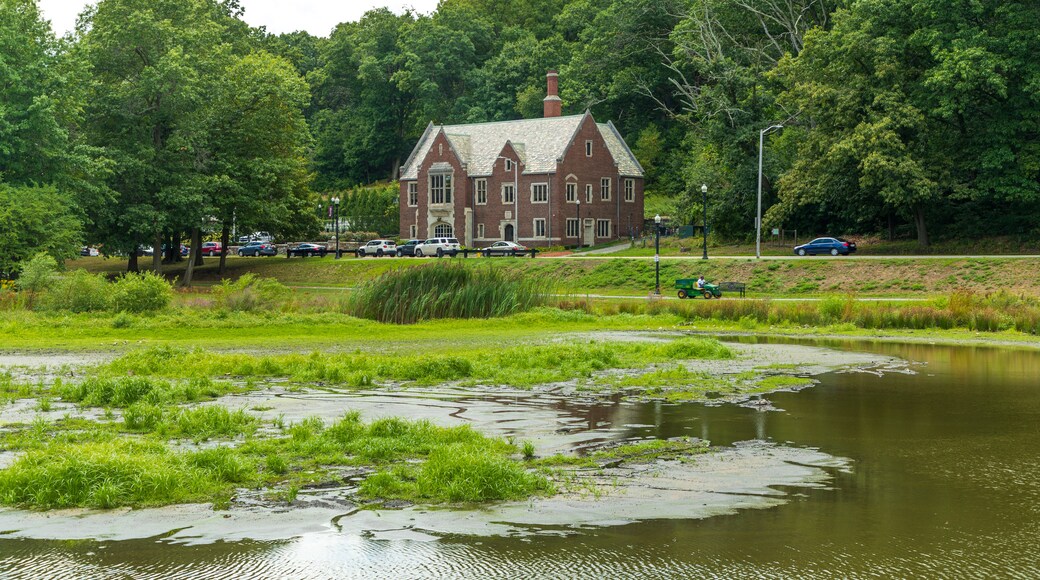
[596,219,611,238]
[534,218,546,238]
[585,140,592,157]
[502,183,515,204]
[600,178,611,201]
[624,179,635,202]
[434,223,453,237]
[408,182,418,207]
[409,224,417,238]
[504,158,513,172]
[566,218,579,238]
[476,179,487,205]
[585,184,593,203]
[430,173,452,204]
[477,223,485,238]
[531,183,548,203]
[566,182,576,203]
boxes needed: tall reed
[347,263,552,324]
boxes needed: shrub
[42,270,111,312]
[212,273,291,312]
[111,271,173,313]
[15,253,58,309]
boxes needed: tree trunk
[219,224,230,274]
[888,213,896,241]
[182,228,201,287]
[913,206,929,248]
[128,251,139,273]
[152,231,163,271]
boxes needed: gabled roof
[400,113,645,179]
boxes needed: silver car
[414,237,461,257]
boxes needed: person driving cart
[696,276,706,289]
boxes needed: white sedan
[480,241,527,256]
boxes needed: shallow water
[2,339,1040,578]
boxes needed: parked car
[414,237,461,257]
[479,241,526,256]
[138,246,154,256]
[80,246,100,257]
[287,243,328,257]
[794,237,857,256]
[201,241,224,256]
[238,241,277,257]
[356,239,397,257]
[238,231,273,244]
[396,239,422,257]
[160,244,190,257]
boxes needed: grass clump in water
[58,376,237,407]
[348,263,552,324]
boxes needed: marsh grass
[124,404,258,440]
[348,263,552,324]
[58,375,239,407]
[96,337,733,389]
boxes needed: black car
[396,239,422,257]
[287,243,329,257]
[238,241,277,257]
[793,237,857,256]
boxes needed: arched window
[434,223,453,237]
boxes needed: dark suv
[396,239,422,257]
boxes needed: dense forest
[1,0,1038,274]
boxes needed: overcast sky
[37,0,442,37]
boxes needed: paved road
[558,254,1039,260]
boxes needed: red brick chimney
[544,70,561,118]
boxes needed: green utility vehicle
[675,278,722,299]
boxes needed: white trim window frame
[408,182,418,207]
[434,222,453,237]
[409,224,417,238]
[566,182,577,203]
[600,177,610,201]
[501,183,515,204]
[504,158,513,172]
[624,178,635,202]
[430,172,452,205]
[531,182,548,204]
[585,140,592,157]
[477,223,485,238]
[596,219,611,238]
[475,178,487,205]
[534,218,547,238]
[566,218,579,238]
[585,184,593,203]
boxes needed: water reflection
[3,338,1040,578]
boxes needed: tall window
[585,184,593,203]
[504,158,513,171]
[566,218,579,238]
[600,178,611,201]
[409,224,417,238]
[596,219,610,238]
[430,173,452,204]
[566,182,576,203]
[476,179,487,205]
[624,179,635,202]
[502,183,515,204]
[585,141,592,157]
[531,183,548,203]
[534,218,546,238]
[408,182,418,207]
[477,223,485,238]
[434,223,453,237]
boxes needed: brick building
[399,71,645,247]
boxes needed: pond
[2,338,1039,578]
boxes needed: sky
[36,0,442,37]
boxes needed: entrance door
[505,224,514,242]
[583,220,594,247]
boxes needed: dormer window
[504,158,513,172]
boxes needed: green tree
[0,184,82,276]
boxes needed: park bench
[717,281,746,298]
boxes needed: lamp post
[496,156,518,242]
[701,183,709,260]
[576,196,581,248]
[331,196,341,259]
[757,124,783,259]
[654,214,662,295]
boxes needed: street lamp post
[496,156,519,242]
[576,196,581,248]
[331,196,341,259]
[757,124,783,259]
[701,183,709,260]
[654,214,662,295]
